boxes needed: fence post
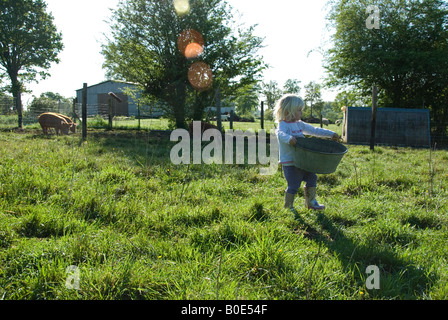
[260,101,264,130]
[216,88,222,132]
[108,97,113,130]
[82,83,87,140]
[370,85,378,151]
[72,98,77,123]
[107,92,122,130]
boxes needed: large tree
[234,83,261,116]
[324,0,448,142]
[283,79,301,95]
[102,0,266,129]
[261,80,282,110]
[28,92,72,118]
[0,0,63,128]
[304,81,323,118]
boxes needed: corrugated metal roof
[75,80,138,92]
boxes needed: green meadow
[0,122,447,300]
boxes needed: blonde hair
[274,94,305,123]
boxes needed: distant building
[75,80,163,117]
[206,97,236,116]
[206,106,236,115]
[342,107,431,147]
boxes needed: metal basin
[293,138,348,174]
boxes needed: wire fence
[0,98,74,127]
[1,98,448,147]
[0,99,169,131]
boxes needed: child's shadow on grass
[293,210,435,299]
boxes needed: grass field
[1,121,448,300]
[0,114,279,132]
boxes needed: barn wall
[343,107,431,147]
[97,93,129,117]
[75,81,141,117]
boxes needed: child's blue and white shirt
[276,120,335,165]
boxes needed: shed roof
[75,80,138,92]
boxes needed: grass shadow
[88,130,173,166]
[293,210,435,299]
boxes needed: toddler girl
[274,94,340,211]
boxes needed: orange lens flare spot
[184,42,204,59]
[188,62,213,91]
[178,29,205,58]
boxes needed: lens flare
[188,62,213,91]
[173,0,190,16]
[184,42,204,59]
[177,29,205,59]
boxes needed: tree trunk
[11,75,23,129]
[391,76,403,108]
[173,81,187,129]
[192,92,205,121]
[174,104,186,129]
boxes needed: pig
[44,112,77,133]
[38,113,73,135]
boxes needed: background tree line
[2,0,448,144]
[325,0,448,143]
[0,0,63,128]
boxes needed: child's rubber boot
[304,187,325,210]
[284,192,295,210]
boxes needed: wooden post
[72,98,77,123]
[82,83,87,140]
[107,92,122,130]
[108,97,113,130]
[230,109,234,130]
[260,101,264,130]
[216,88,222,132]
[137,101,141,131]
[370,85,378,151]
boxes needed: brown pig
[38,113,73,135]
[44,112,77,133]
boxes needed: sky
[24,0,336,106]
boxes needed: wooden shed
[75,80,134,117]
[342,107,431,147]
[75,80,163,118]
